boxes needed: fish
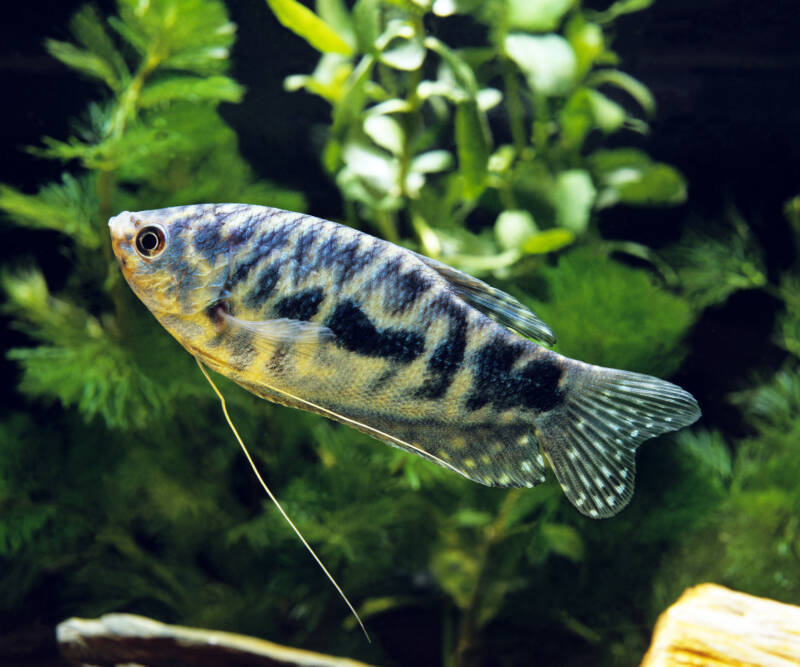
[109,203,700,519]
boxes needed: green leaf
[477,87,502,111]
[352,0,381,53]
[139,75,244,107]
[46,40,121,91]
[0,175,100,248]
[46,5,128,91]
[559,88,594,149]
[316,0,355,49]
[424,37,479,96]
[594,0,654,23]
[117,0,237,75]
[285,53,353,102]
[554,169,596,232]
[108,15,148,55]
[455,101,489,200]
[410,150,453,174]
[507,0,574,32]
[488,145,515,174]
[432,0,457,15]
[590,149,687,207]
[364,114,405,155]
[368,99,414,115]
[381,38,426,71]
[588,69,656,116]
[522,228,575,254]
[332,54,376,132]
[340,143,401,198]
[431,0,484,16]
[586,89,626,132]
[565,17,604,77]
[454,509,493,526]
[541,523,584,562]
[70,5,127,74]
[495,210,538,250]
[504,33,577,96]
[265,0,353,55]
[589,147,651,172]
[417,79,467,103]
[612,165,686,207]
[377,20,426,71]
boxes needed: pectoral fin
[220,311,334,357]
[414,252,556,345]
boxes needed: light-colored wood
[641,584,800,667]
[56,613,374,667]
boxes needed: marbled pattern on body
[110,204,700,518]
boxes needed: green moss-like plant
[531,247,693,376]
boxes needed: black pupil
[137,227,163,256]
[141,232,158,250]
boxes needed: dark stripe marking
[381,256,433,313]
[414,297,467,399]
[316,233,382,284]
[274,287,325,321]
[229,224,292,289]
[192,207,252,260]
[327,300,424,363]
[292,225,318,283]
[516,359,565,412]
[243,264,282,309]
[224,207,261,251]
[192,216,225,260]
[465,339,564,412]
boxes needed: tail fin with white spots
[535,364,700,518]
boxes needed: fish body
[109,204,700,518]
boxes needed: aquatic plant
[649,198,800,621]
[1,0,303,429]
[273,0,686,274]
[1,0,796,666]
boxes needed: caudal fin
[535,364,701,518]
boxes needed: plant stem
[110,46,163,141]
[453,489,522,667]
[375,210,399,243]
[504,66,527,155]
[531,92,550,155]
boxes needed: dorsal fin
[414,253,556,345]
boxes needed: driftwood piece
[56,613,373,667]
[640,583,800,667]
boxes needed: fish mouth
[108,211,139,273]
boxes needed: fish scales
[110,203,701,518]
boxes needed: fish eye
[135,225,166,259]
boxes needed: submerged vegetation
[0,0,797,665]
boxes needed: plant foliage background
[1,1,798,665]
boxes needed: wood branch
[56,613,373,667]
[640,584,800,667]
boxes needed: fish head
[109,205,232,317]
